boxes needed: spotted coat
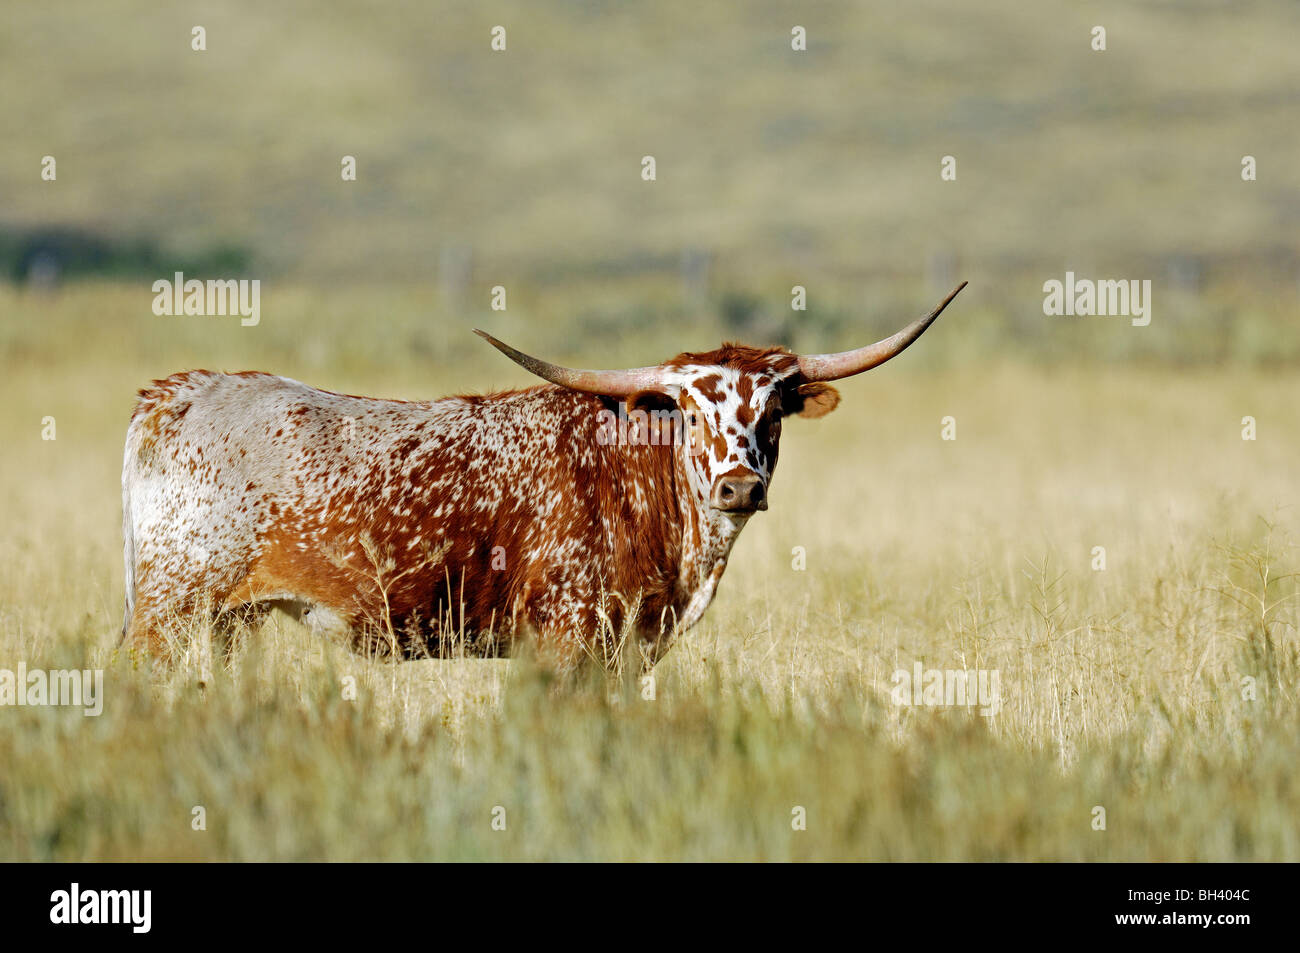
[121,347,840,668]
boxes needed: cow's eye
[688,413,698,427]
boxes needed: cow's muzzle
[711,472,767,514]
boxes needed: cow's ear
[794,382,840,419]
[626,389,681,444]
[626,389,676,415]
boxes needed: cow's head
[476,282,965,519]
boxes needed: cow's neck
[663,448,749,633]
[570,390,749,638]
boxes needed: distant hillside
[3,0,1298,288]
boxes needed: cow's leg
[122,547,255,665]
[533,625,590,675]
[121,599,172,659]
[121,592,223,666]
[514,592,604,679]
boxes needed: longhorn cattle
[121,282,966,670]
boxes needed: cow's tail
[120,423,137,642]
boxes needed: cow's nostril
[711,474,765,513]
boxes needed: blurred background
[2,0,1298,373]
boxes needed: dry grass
[1,284,1297,860]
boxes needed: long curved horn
[797,281,967,382]
[473,329,668,397]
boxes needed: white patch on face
[663,360,797,499]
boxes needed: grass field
[1,284,1296,861]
